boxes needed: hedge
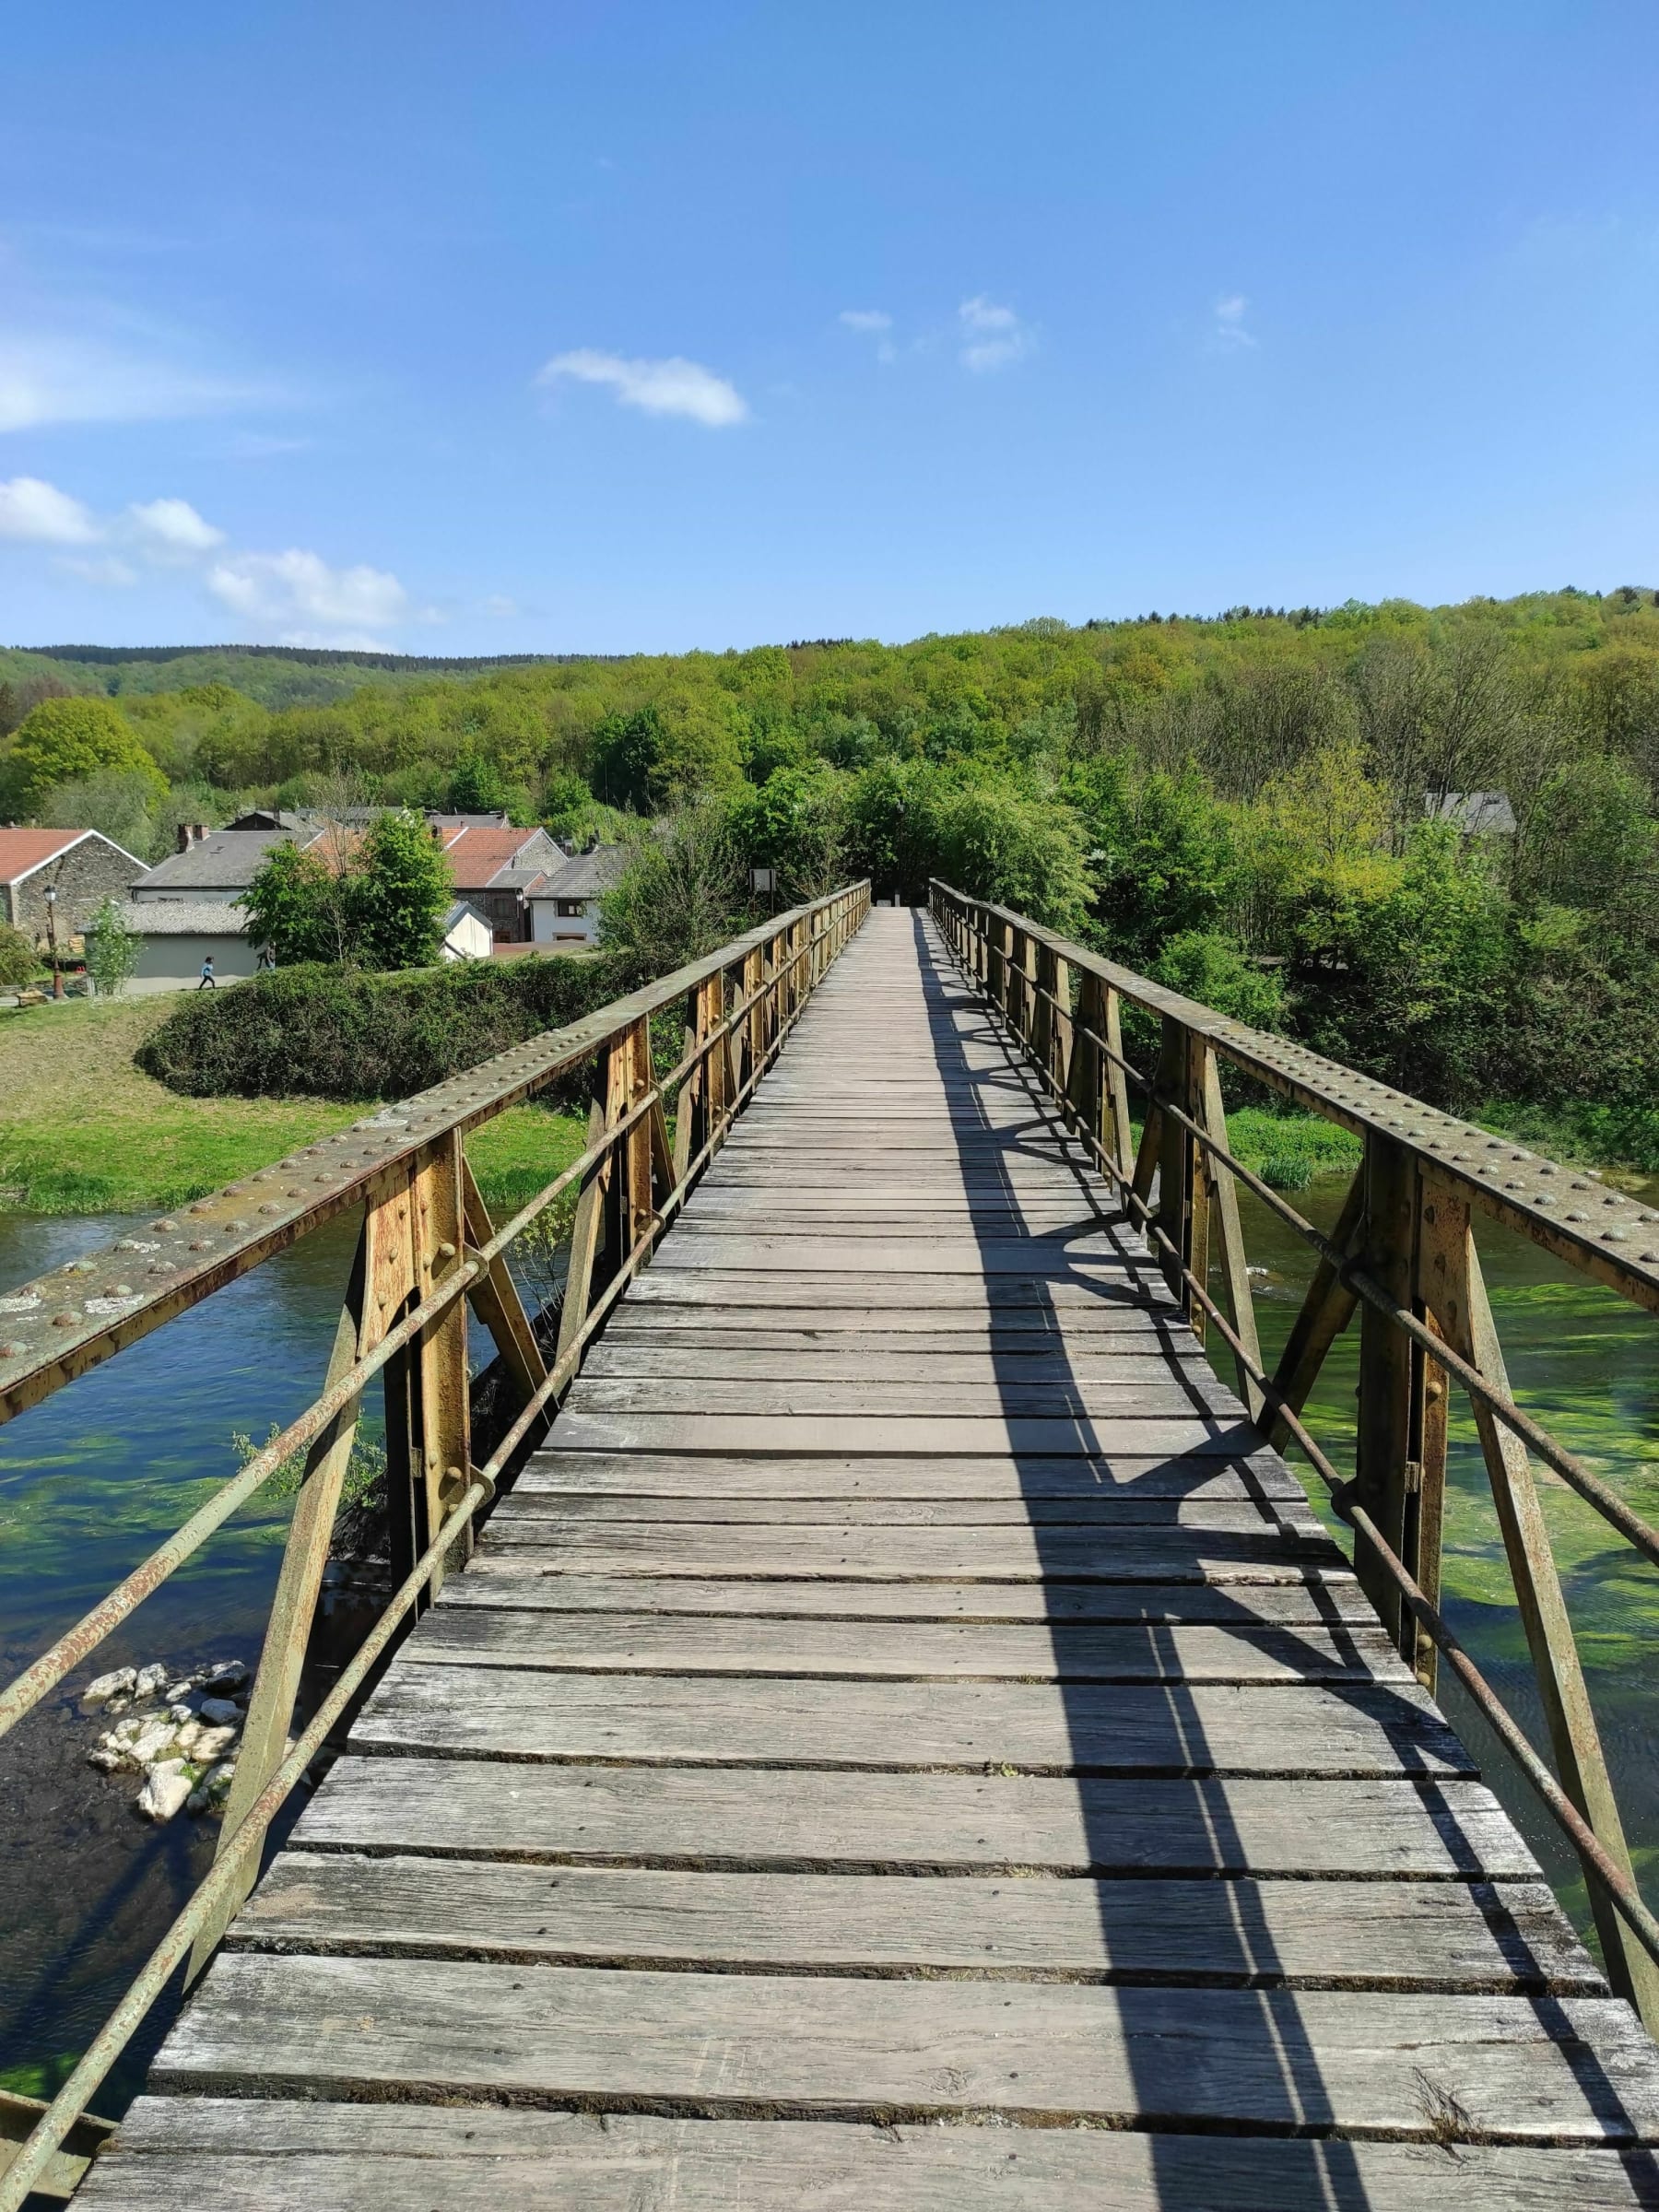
[136,954,632,1101]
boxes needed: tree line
[3,587,1658,1156]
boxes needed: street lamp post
[43,882,63,1000]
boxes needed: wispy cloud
[839,309,892,333]
[206,547,408,648]
[0,475,100,544]
[536,348,747,427]
[0,335,279,431]
[958,296,1031,373]
[126,496,225,559]
[1211,294,1255,350]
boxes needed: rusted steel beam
[0,887,868,1430]
[931,881,1659,1317]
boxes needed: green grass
[0,994,587,1217]
[1477,1098,1659,1177]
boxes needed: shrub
[84,899,140,999]
[0,923,38,987]
[136,952,629,1101]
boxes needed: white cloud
[536,348,748,427]
[0,336,276,431]
[0,475,100,544]
[1212,294,1255,350]
[206,547,407,642]
[125,496,225,559]
[958,296,1031,373]
[839,309,892,333]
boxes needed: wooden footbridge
[6,886,1659,2206]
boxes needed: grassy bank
[0,997,583,1217]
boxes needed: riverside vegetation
[4,586,1657,1189]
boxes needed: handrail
[929,877,1659,2036]
[0,877,871,2209]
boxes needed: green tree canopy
[3,697,166,814]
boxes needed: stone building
[0,827,148,944]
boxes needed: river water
[1,1180,1657,2105]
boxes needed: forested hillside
[5,587,1658,1157]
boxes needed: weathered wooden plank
[84,2102,1659,2212]
[625,1269,1178,1311]
[151,1957,1659,2142]
[477,1520,1342,1578]
[296,1758,1543,1877]
[448,1564,1373,1625]
[541,1412,1279,1459]
[513,1446,1310,1500]
[652,1235,1147,1274]
[354,1665,1473,1775]
[562,1377,1243,1418]
[492,1494,1322,1529]
[402,1606,1409,1683]
[584,1343,1214,1380]
[233,1853,1597,1993]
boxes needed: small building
[526,844,628,947]
[439,900,494,961]
[0,827,149,943]
[1427,790,1517,835]
[126,902,261,994]
[132,825,298,905]
[441,825,567,943]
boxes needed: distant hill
[0,641,618,710]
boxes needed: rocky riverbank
[80,1658,250,1823]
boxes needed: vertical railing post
[1069,971,1106,1159]
[1353,1130,1421,1652]
[376,1161,423,1599]
[413,1128,471,1588]
[1141,1015,1185,1289]
[1031,940,1055,1076]
[1102,982,1134,1172]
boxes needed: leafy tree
[2,697,166,813]
[592,706,665,811]
[728,767,845,902]
[41,769,160,859]
[929,779,1089,931]
[1148,930,1284,1032]
[1068,760,1232,962]
[238,841,347,966]
[83,898,141,999]
[447,750,508,813]
[599,801,746,979]
[351,809,453,970]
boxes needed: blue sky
[0,0,1654,654]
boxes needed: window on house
[557,900,585,918]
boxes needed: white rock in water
[165,1680,195,1702]
[167,1700,195,1724]
[133,1663,170,1698]
[193,1724,238,1761]
[128,1721,178,1765]
[87,1746,124,1771]
[82,1667,136,1709]
[136,1761,192,1821]
[197,1696,241,1726]
[199,1660,249,1688]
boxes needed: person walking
[198,955,217,989]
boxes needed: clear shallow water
[0,1207,362,2107]
[2,1174,1657,2103]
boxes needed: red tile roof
[0,827,95,883]
[443,826,543,889]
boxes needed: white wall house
[127,903,262,994]
[439,900,494,961]
[526,846,626,947]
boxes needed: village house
[525,843,628,947]
[440,823,566,943]
[0,827,148,944]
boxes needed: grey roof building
[1427,790,1517,835]
[132,828,296,903]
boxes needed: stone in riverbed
[133,1663,170,1699]
[81,1666,137,1709]
[127,1721,179,1765]
[197,1697,241,1726]
[136,1761,192,1821]
[192,1724,238,1762]
[199,1660,249,1689]
[86,1746,124,1771]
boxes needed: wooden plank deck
[82,907,1659,2209]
